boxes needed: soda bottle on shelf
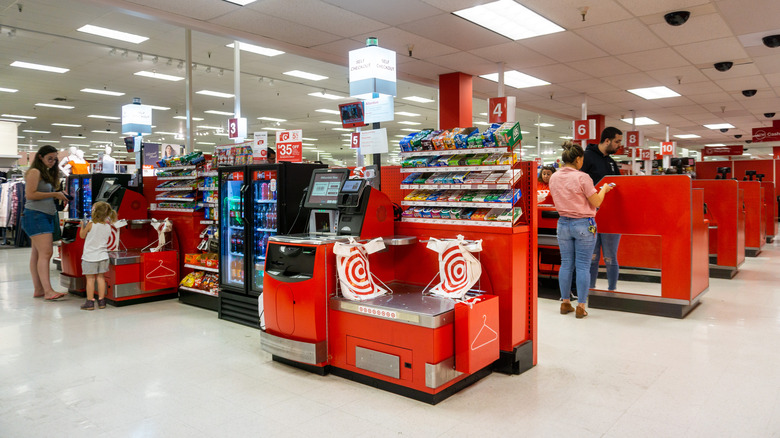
[261,181,269,201]
[270,178,277,201]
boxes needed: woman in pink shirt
[549,142,613,318]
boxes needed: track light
[137,53,143,62]
[177,60,184,70]
[122,49,128,57]
[152,56,159,64]
[109,48,117,56]
[166,58,173,66]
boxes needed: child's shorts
[82,259,109,275]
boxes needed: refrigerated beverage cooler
[66,173,132,219]
[218,162,325,328]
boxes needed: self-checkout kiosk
[261,168,500,404]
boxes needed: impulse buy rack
[260,126,537,404]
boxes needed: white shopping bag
[333,237,389,301]
[426,235,483,299]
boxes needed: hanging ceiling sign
[349,45,396,100]
[122,103,152,136]
[751,126,780,143]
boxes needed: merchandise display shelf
[401,217,513,228]
[156,176,197,181]
[198,171,218,177]
[198,202,217,207]
[402,201,512,209]
[151,207,197,213]
[184,263,219,273]
[401,183,512,190]
[200,186,218,191]
[159,165,196,171]
[399,147,510,157]
[200,220,215,224]
[156,197,196,202]
[400,165,510,173]
[155,187,198,192]
[179,286,218,297]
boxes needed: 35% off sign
[275,130,303,163]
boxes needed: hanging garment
[426,235,483,300]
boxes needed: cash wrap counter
[738,181,766,257]
[692,180,745,279]
[537,176,709,318]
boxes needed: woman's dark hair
[560,141,584,164]
[27,145,61,189]
[538,165,556,183]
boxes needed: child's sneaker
[97,298,107,309]
[81,300,95,311]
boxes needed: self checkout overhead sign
[349,45,396,100]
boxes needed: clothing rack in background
[0,177,29,247]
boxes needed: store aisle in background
[1,245,779,437]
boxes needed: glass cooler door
[82,176,93,220]
[249,167,278,293]
[219,169,246,291]
[67,177,81,219]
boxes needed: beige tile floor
[1,244,779,437]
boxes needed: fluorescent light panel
[308,92,345,100]
[621,117,658,126]
[315,109,340,115]
[36,103,74,109]
[197,125,223,130]
[36,139,59,143]
[10,61,69,74]
[196,142,216,145]
[258,117,286,122]
[88,114,120,120]
[135,71,184,82]
[705,143,726,146]
[395,111,420,117]
[403,96,434,103]
[302,138,318,141]
[2,114,36,119]
[704,123,735,129]
[283,70,328,81]
[91,130,118,134]
[674,134,701,139]
[398,121,421,125]
[76,24,148,44]
[61,135,85,139]
[534,123,554,127]
[453,0,564,40]
[319,121,341,125]
[627,86,681,100]
[332,128,352,132]
[204,110,234,116]
[223,1,258,7]
[226,42,283,57]
[264,127,285,131]
[173,116,204,121]
[0,87,18,93]
[23,130,50,134]
[81,88,124,96]
[481,70,549,88]
[196,90,234,98]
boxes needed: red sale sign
[573,119,596,141]
[660,141,675,156]
[351,132,360,149]
[275,129,303,163]
[625,130,642,148]
[488,97,516,124]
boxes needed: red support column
[439,72,472,130]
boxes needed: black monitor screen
[304,169,349,209]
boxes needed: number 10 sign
[276,129,303,163]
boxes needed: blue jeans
[590,233,621,290]
[557,217,597,303]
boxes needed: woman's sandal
[45,293,66,301]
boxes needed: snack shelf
[151,206,197,212]
[401,183,512,190]
[401,217,513,228]
[200,220,215,224]
[156,175,198,181]
[159,165,196,171]
[402,201,512,209]
[179,286,218,297]
[199,186,218,191]
[184,263,219,273]
[198,202,218,207]
[400,147,510,157]
[400,165,511,173]
[156,197,196,202]
[155,187,198,192]
[198,171,218,177]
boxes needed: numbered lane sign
[661,141,676,156]
[625,130,642,147]
[488,96,516,124]
[351,132,360,149]
[228,118,238,139]
[573,119,597,141]
[640,149,651,160]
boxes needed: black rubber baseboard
[709,265,737,279]
[493,341,534,375]
[107,292,178,307]
[745,248,761,257]
[589,294,700,319]
[179,290,218,311]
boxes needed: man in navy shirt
[581,127,622,291]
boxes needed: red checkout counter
[738,180,766,257]
[59,179,179,305]
[538,176,708,318]
[762,181,777,243]
[692,180,745,278]
[261,164,537,404]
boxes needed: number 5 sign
[573,119,597,141]
[275,129,303,163]
[488,96,516,124]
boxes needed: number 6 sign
[573,119,596,140]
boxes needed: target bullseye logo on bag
[334,237,389,301]
[426,235,483,300]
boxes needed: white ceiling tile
[714,75,771,92]
[646,66,708,86]
[600,72,657,89]
[521,63,592,84]
[521,32,607,63]
[471,42,556,70]
[558,78,618,94]
[701,63,761,81]
[397,13,511,52]
[687,91,736,105]
[352,27,459,60]
[211,9,342,47]
[648,13,732,46]
[675,37,749,65]
[248,0,386,38]
[575,19,666,55]
[714,0,780,34]
[126,0,237,21]
[618,47,690,71]
[614,0,710,17]
[322,0,444,25]
[569,57,638,77]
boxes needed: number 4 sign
[488,96,516,124]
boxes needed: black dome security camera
[762,35,780,48]
[734,134,742,139]
[714,61,733,72]
[764,112,775,118]
[742,89,757,97]
[664,11,691,26]
[746,140,752,144]
[720,128,729,133]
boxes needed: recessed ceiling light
[196,125,223,130]
[621,117,659,126]
[91,130,118,134]
[332,128,352,132]
[398,121,421,125]
[204,110,234,116]
[560,136,573,140]
[155,131,180,136]
[481,70,549,88]
[540,141,554,144]
[704,123,735,129]
[35,103,75,109]
[302,138,318,141]
[403,96,434,103]
[76,24,149,44]
[197,90,234,98]
[453,0,564,40]
[534,123,554,127]
[81,88,125,96]
[226,42,283,57]
[283,70,328,81]
[69,143,89,147]
[0,87,18,93]
[53,123,82,127]
[88,114,120,120]
[674,134,701,139]
[23,130,51,134]
[144,105,171,111]
[316,109,340,115]
[705,143,726,147]
[134,71,184,82]
[264,127,285,131]
[395,111,420,117]
[90,140,111,143]
[2,114,36,119]
[320,120,342,125]
[10,61,69,74]
[308,92,345,100]
[36,139,60,143]
[628,86,681,100]
[61,135,85,139]
[400,128,418,132]
[196,141,216,145]
[258,117,287,122]
[173,116,205,121]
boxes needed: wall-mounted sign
[702,145,743,156]
[751,126,780,143]
[349,45,396,99]
[122,103,152,136]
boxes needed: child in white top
[78,201,117,310]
